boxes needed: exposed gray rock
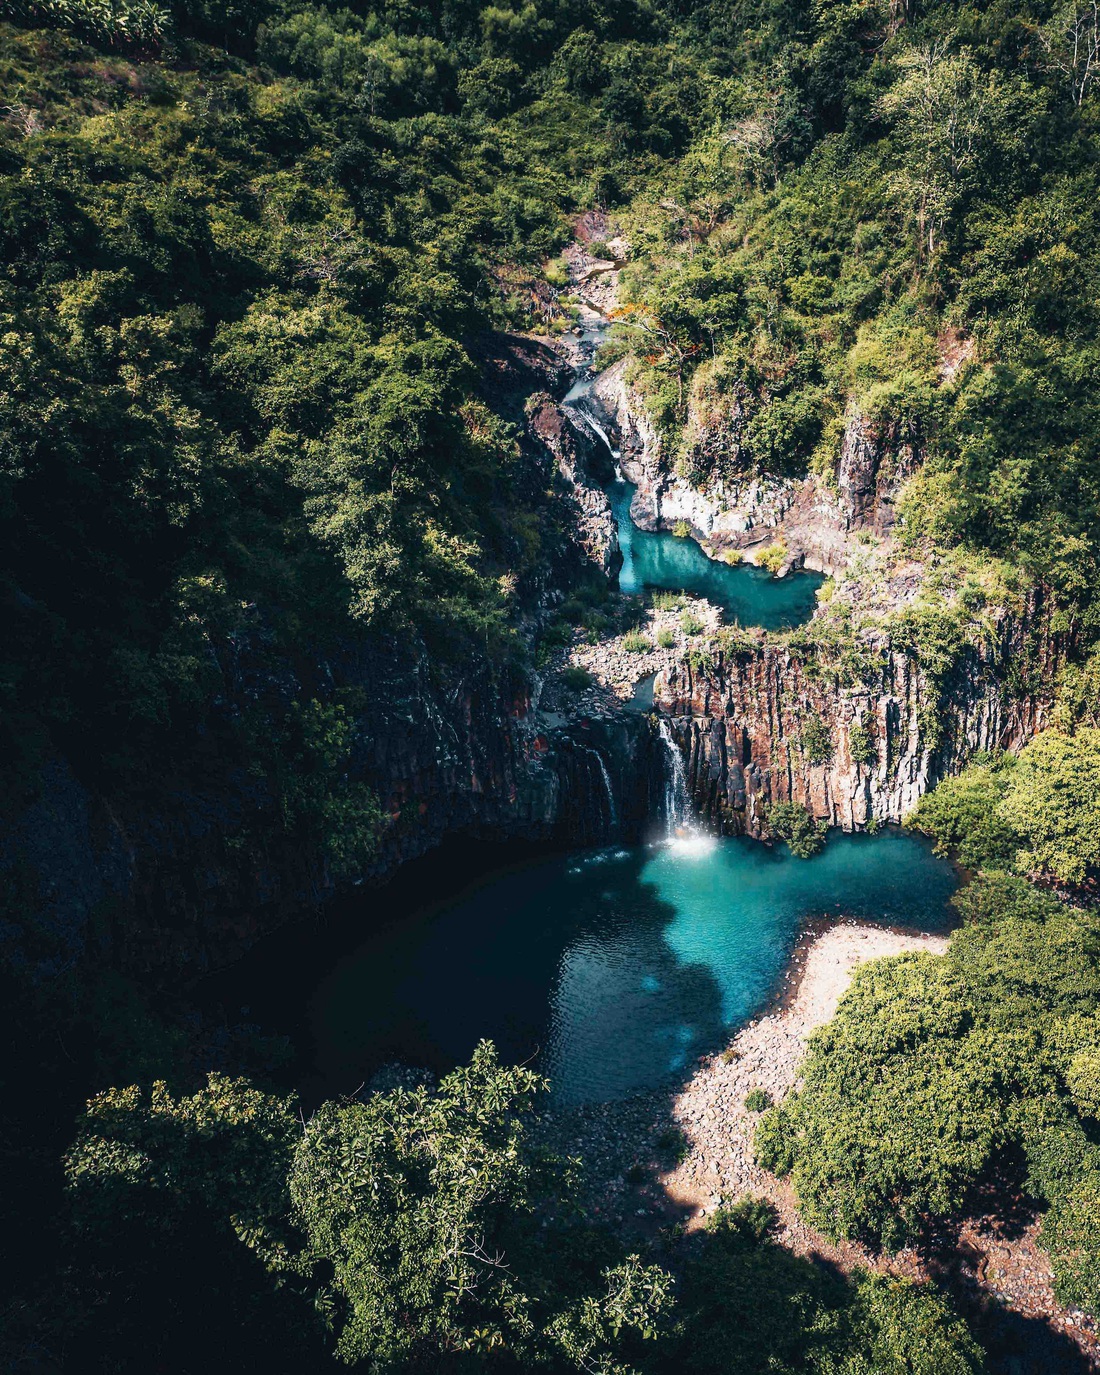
[526,390,618,573]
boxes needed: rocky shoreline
[542,920,948,1238]
[543,917,1099,1368]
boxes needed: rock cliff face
[526,391,618,572]
[2,332,634,982]
[5,638,658,981]
[0,307,1061,988]
[652,597,1062,837]
[836,411,920,536]
[592,361,918,574]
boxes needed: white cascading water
[584,747,618,832]
[657,718,714,855]
[657,717,690,831]
[576,404,621,460]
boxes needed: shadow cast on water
[201,839,727,1110]
[198,833,1086,1374]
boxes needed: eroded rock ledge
[592,357,918,576]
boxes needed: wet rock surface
[526,390,618,572]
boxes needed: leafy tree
[998,727,1100,884]
[906,752,1021,871]
[288,1040,674,1370]
[1035,0,1100,106]
[63,1074,316,1370]
[756,872,1100,1313]
[876,44,998,266]
[768,800,828,856]
[67,1072,296,1253]
[670,1199,985,1375]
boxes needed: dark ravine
[0,285,1063,986]
[1,330,641,982]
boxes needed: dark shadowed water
[301,831,956,1105]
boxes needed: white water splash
[655,718,716,854]
[576,404,620,459]
[663,831,717,858]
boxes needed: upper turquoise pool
[608,478,825,629]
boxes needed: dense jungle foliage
[4,0,1100,1368]
[609,0,1100,639]
[57,1041,987,1374]
[759,796,1100,1330]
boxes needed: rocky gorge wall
[652,597,1061,837]
[0,292,1063,989]
[0,332,640,984]
[593,359,919,576]
[558,283,1058,837]
[2,621,660,983]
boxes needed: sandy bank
[660,921,948,1223]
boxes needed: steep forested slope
[3,0,1100,1369]
[611,0,1100,633]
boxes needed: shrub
[685,645,715,674]
[650,591,684,610]
[656,628,675,648]
[680,610,705,636]
[767,802,827,858]
[847,719,876,766]
[745,1088,772,1112]
[672,519,691,539]
[273,700,386,882]
[757,541,788,576]
[907,753,1019,870]
[541,620,573,649]
[721,547,744,565]
[561,665,593,691]
[622,628,652,653]
[800,713,833,765]
[715,624,756,657]
[656,1126,690,1164]
[544,255,570,288]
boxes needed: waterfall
[583,746,618,834]
[656,719,713,853]
[657,718,691,833]
[575,404,621,460]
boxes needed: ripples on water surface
[308,831,957,1105]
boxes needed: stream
[562,310,824,626]
[203,293,956,1113]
